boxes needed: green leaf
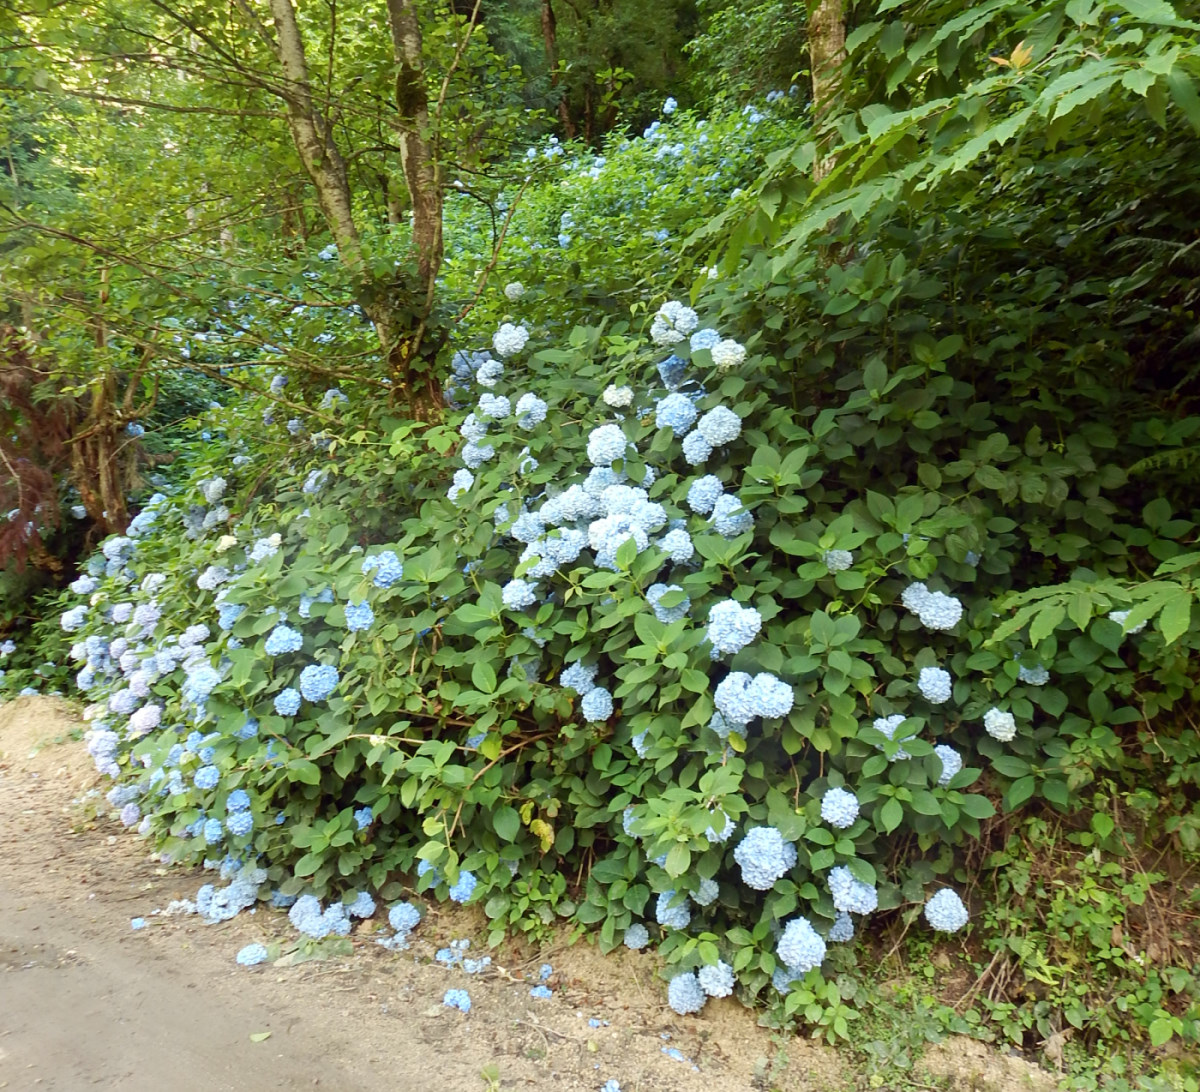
[1149,1017,1176,1047]
[249,1031,272,1043]
[665,843,691,877]
[493,805,520,842]
[879,797,903,833]
[471,660,497,694]
[1005,776,1036,811]
[1157,589,1192,645]
[615,536,638,570]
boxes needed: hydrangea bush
[51,251,1200,1034]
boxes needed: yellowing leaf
[529,818,554,852]
[249,1031,272,1043]
[1010,40,1034,69]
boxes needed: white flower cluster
[602,384,633,408]
[492,323,528,359]
[983,707,1017,742]
[902,582,963,631]
[649,300,698,347]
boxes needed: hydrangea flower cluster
[924,889,969,932]
[706,599,762,655]
[777,917,826,975]
[667,971,707,1015]
[820,787,859,829]
[902,583,964,631]
[983,707,1017,742]
[298,664,338,703]
[733,827,797,890]
[828,865,878,914]
[917,665,952,704]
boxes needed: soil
[0,696,1060,1092]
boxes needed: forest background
[1,0,1200,1087]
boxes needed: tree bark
[808,0,846,182]
[385,0,444,289]
[266,0,366,273]
[383,0,446,422]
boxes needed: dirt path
[0,697,1057,1092]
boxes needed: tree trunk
[808,0,846,182]
[383,0,446,422]
[541,1,576,140]
[267,0,366,272]
[385,0,444,289]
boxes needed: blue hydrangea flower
[657,527,694,563]
[203,818,224,843]
[706,600,762,655]
[624,924,649,949]
[656,890,692,929]
[362,551,404,588]
[346,891,376,918]
[828,911,855,943]
[344,600,374,632]
[477,392,510,419]
[650,301,699,347]
[733,827,797,890]
[698,961,735,998]
[502,579,538,611]
[705,812,736,843]
[274,688,301,716]
[443,988,472,1013]
[697,406,741,446]
[298,664,339,703]
[227,811,254,837]
[710,494,752,537]
[647,583,690,624]
[820,787,859,829]
[681,431,712,465]
[264,625,303,656]
[388,901,422,933]
[692,877,720,907]
[924,888,969,933]
[778,917,826,974]
[194,765,220,791]
[218,602,246,631]
[690,328,720,351]
[581,687,613,722]
[448,870,477,903]
[587,424,629,468]
[687,475,724,514]
[462,441,495,468]
[236,717,259,741]
[529,985,553,999]
[227,789,251,812]
[561,662,597,695]
[828,865,878,914]
[655,393,697,435]
[514,393,548,429]
[658,354,687,389]
[934,744,963,785]
[354,806,373,830]
[236,943,269,966]
[872,713,912,760]
[917,666,952,704]
[667,972,707,1015]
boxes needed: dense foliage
[3,0,1200,1081]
